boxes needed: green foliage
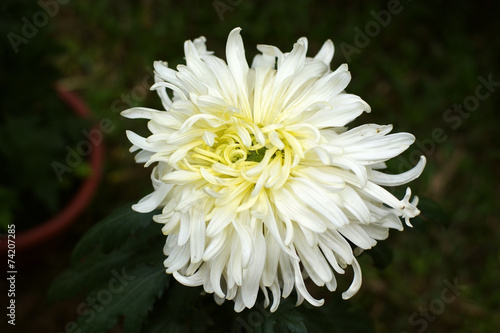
[49,228,163,299]
[71,205,158,260]
[49,205,168,333]
[227,295,373,333]
[50,205,377,332]
[142,284,211,333]
[76,264,168,333]
[261,300,308,333]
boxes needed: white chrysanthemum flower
[122,27,426,312]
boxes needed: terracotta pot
[0,85,104,254]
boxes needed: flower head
[122,28,426,312]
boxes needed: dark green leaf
[142,284,209,333]
[72,205,159,260]
[49,208,165,301]
[49,205,168,333]
[75,263,169,333]
[228,298,306,333]
[271,300,307,333]
[274,312,307,333]
[262,318,275,333]
[48,232,164,300]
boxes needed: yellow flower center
[178,116,296,196]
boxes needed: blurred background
[1,0,499,332]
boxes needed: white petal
[292,259,324,307]
[203,230,227,261]
[121,107,164,119]
[289,178,348,227]
[273,186,327,233]
[241,227,266,308]
[371,156,426,186]
[161,170,202,184]
[233,220,253,268]
[173,270,204,286]
[210,247,231,298]
[226,27,249,91]
[313,39,335,66]
[338,223,376,249]
[206,202,238,237]
[339,186,371,224]
[274,37,307,84]
[294,229,332,284]
[190,208,206,263]
[342,259,362,299]
[251,53,276,68]
[132,183,171,213]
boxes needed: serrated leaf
[72,205,159,260]
[270,300,307,333]
[48,232,165,300]
[276,314,307,333]
[229,298,306,333]
[142,284,209,333]
[48,249,132,300]
[75,263,169,333]
[48,205,169,333]
[49,211,165,301]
